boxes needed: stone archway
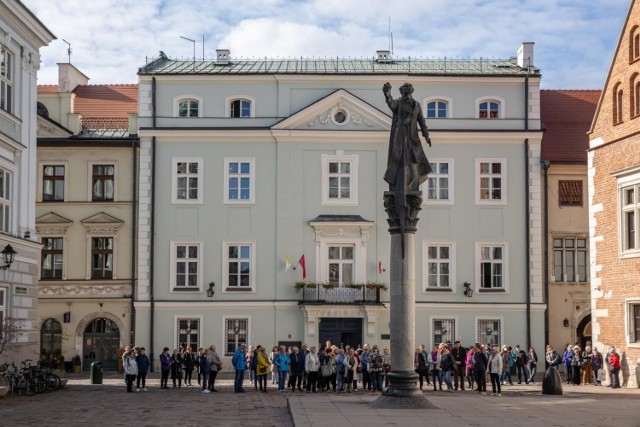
[74,311,125,370]
[576,313,592,349]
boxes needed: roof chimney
[376,50,391,62]
[57,63,89,92]
[517,42,534,68]
[216,49,230,65]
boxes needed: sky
[23,0,631,89]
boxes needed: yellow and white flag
[285,256,292,271]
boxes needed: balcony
[297,285,383,305]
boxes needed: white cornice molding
[133,301,299,308]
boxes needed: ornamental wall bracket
[364,306,382,337]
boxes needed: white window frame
[475,158,507,205]
[0,287,6,329]
[475,316,504,348]
[327,244,356,286]
[86,235,118,280]
[475,96,506,119]
[169,241,203,293]
[321,151,359,206]
[88,162,118,202]
[171,157,203,204]
[40,162,68,203]
[422,158,454,205]
[424,96,453,119]
[551,236,589,283]
[223,157,255,204]
[475,242,509,293]
[0,45,13,114]
[40,236,65,280]
[0,167,11,233]
[172,95,203,118]
[222,316,251,356]
[222,241,256,293]
[316,236,366,284]
[429,316,458,349]
[625,298,640,349]
[173,315,203,351]
[422,241,456,293]
[225,95,256,118]
[618,172,640,258]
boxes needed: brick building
[589,0,640,388]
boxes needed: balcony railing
[299,286,381,305]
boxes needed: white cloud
[22,0,631,88]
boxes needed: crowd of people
[545,343,622,388]
[118,340,624,394]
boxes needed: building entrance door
[577,314,592,350]
[83,318,120,371]
[319,318,362,349]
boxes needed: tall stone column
[372,191,433,409]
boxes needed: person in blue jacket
[231,343,247,393]
[288,347,306,391]
[273,345,291,392]
[135,347,150,392]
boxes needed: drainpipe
[541,160,550,347]
[525,138,531,350]
[149,77,157,370]
[130,139,138,346]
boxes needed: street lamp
[207,282,215,297]
[0,244,16,270]
[463,282,473,298]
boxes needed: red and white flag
[298,255,306,279]
[378,260,383,274]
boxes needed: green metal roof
[138,52,540,77]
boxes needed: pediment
[80,212,124,227]
[37,115,73,138]
[36,212,73,225]
[272,89,391,131]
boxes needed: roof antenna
[62,39,71,64]
[388,17,394,56]
[180,36,196,71]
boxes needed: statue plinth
[372,191,434,409]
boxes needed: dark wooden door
[319,318,362,349]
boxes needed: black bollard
[542,366,563,395]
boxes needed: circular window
[331,107,350,126]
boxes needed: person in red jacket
[608,348,621,389]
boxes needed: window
[0,288,5,330]
[426,100,448,118]
[432,318,456,347]
[328,245,354,286]
[230,99,251,118]
[0,168,10,232]
[176,318,200,353]
[631,73,640,118]
[630,26,640,63]
[321,152,359,206]
[173,96,202,118]
[40,318,62,360]
[43,165,65,202]
[423,160,453,204]
[41,237,63,279]
[171,242,201,291]
[224,158,255,204]
[178,99,199,117]
[223,242,255,291]
[476,159,506,204]
[626,301,640,344]
[552,237,588,282]
[224,318,249,356]
[0,46,12,113]
[479,101,499,118]
[92,165,115,201]
[478,244,506,291]
[423,243,454,291]
[613,82,623,125]
[621,183,640,254]
[172,158,202,203]
[558,180,583,206]
[91,237,113,279]
[477,318,502,348]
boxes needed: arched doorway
[577,314,592,349]
[83,318,120,371]
[40,318,62,366]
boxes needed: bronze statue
[383,82,432,193]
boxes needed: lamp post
[0,244,16,270]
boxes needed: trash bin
[90,361,103,384]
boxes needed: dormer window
[230,99,251,118]
[178,99,199,117]
[426,101,448,118]
[479,101,500,119]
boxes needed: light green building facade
[135,45,545,365]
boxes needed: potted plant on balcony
[365,282,389,291]
[344,283,364,290]
[321,282,337,290]
[294,281,317,291]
